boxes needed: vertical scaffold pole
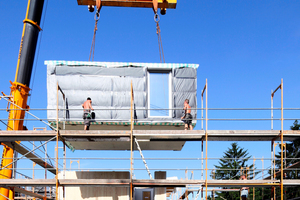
[201,82,206,200]
[205,79,208,200]
[56,82,59,200]
[271,141,273,181]
[130,81,134,200]
[201,140,203,181]
[201,90,203,130]
[63,144,66,200]
[261,157,264,197]
[280,79,283,200]
[45,141,47,200]
[271,90,273,130]
[253,157,256,200]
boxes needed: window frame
[147,70,172,118]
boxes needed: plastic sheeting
[46,61,198,123]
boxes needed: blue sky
[0,0,300,187]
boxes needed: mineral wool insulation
[45,61,199,123]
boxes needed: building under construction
[0,0,300,200]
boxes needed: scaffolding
[0,79,299,200]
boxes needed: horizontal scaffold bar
[0,179,299,187]
[0,130,300,141]
[2,141,56,174]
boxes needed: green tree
[213,142,255,200]
[274,120,300,198]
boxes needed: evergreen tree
[213,142,254,200]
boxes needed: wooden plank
[0,130,299,142]
[132,179,204,187]
[60,130,131,136]
[77,0,177,9]
[206,130,300,141]
[0,130,56,141]
[0,179,56,187]
[207,180,281,187]
[2,142,56,175]
[0,179,299,187]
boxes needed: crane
[0,0,177,199]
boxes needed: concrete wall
[154,171,166,200]
[58,171,129,200]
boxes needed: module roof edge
[44,60,199,69]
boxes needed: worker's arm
[89,102,94,111]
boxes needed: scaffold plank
[132,179,204,187]
[1,130,300,142]
[207,180,280,187]
[0,179,299,187]
[0,130,56,141]
[0,179,56,187]
[205,130,300,141]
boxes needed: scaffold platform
[1,130,299,150]
[1,178,300,187]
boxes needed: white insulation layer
[46,61,198,123]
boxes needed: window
[148,71,171,117]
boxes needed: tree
[274,120,300,198]
[213,142,255,200]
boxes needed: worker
[240,175,249,200]
[82,97,94,130]
[181,99,193,130]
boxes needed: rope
[155,14,165,63]
[89,12,100,61]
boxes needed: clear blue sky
[0,0,300,184]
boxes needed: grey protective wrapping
[172,68,197,119]
[46,61,198,123]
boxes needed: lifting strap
[89,11,100,61]
[152,0,158,13]
[155,14,165,63]
[134,137,153,179]
[96,0,102,13]
[89,0,101,61]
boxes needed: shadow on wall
[76,171,130,200]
